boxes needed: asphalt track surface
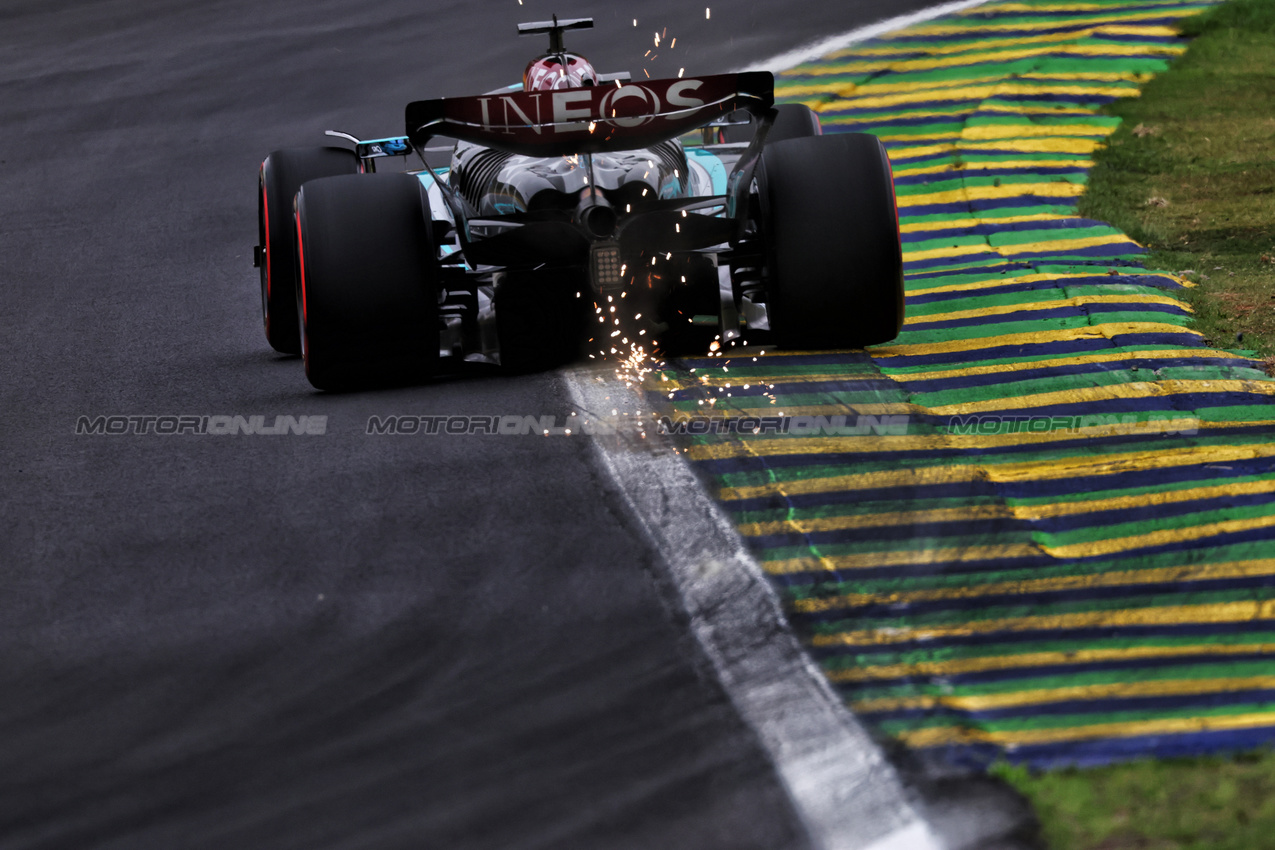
[0,1,956,848]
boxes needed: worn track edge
[735,0,995,73]
[564,364,944,850]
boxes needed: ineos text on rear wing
[405,72,774,157]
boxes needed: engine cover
[449,140,689,215]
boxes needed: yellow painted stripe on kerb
[885,348,1238,382]
[835,25,1182,59]
[692,0,1272,762]
[855,675,1275,714]
[900,244,996,265]
[969,103,1101,116]
[800,86,1139,111]
[901,234,1139,264]
[809,43,1186,76]
[961,123,1118,141]
[878,124,1119,144]
[896,181,1086,208]
[809,477,1275,535]
[786,557,1275,613]
[897,9,1209,40]
[859,142,1088,165]
[906,270,1184,297]
[697,413,1275,456]
[873,322,1203,358]
[925,379,1275,416]
[698,426,1272,468]
[890,138,1104,160]
[717,443,1275,502]
[1045,513,1275,560]
[779,73,1139,98]
[810,601,1275,648]
[899,712,1275,750]
[830,643,1275,685]
[961,3,1204,14]
[663,347,1251,389]
[900,215,1078,236]
[903,293,1182,325]
[893,162,1091,180]
[752,464,1275,536]
[834,110,1097,134]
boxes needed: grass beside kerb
[984,6,1275,844]
[1076,0,1275,367]
[992,750,1275,850]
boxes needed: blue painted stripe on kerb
[648,0,1275,771]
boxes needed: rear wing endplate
[405,72,774,157]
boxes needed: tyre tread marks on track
[644,0,1275,770]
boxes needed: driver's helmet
[524,52,597,91]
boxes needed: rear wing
[405,72,774,157]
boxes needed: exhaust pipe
[575,189,617,240]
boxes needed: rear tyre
[258,147,359,354]
[758,133,904,349]
[295,173,439,391]
[723,103,822,144]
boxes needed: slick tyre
[294,173,439,391]
[758,132,904,349]
[258,147,359,354]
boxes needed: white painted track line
[564,4,1022,846]
[735,0,995,72]
[565,365,945,850]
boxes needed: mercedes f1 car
[255,16,904,390]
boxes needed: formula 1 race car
[255,16,903,390]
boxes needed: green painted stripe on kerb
[648,0,1275,769]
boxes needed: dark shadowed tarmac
[0,2,946,847]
